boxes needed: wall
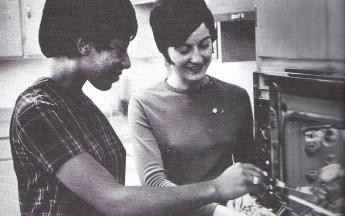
[208,61,256,106]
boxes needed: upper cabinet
[0,0,23,57]
[256,0,345,62]
[22,0,46,57]
[206,0,256,62]
[206,0,255,22]
[0,0,45,58]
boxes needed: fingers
[243,170,263,185]
[235,163,269,195]
[235,163,266,185]
[252,176,260,185]
[242,167,267,194]
[241,163,267,176]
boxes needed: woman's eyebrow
[184,36,211,46]
[200,36,211,43]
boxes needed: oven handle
[284,111,345,129]
[270,82,286,180]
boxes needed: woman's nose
[121,53,131,69]
[190,48,203,64]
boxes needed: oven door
[254,71,345,215]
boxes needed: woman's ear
[77,38,92,55]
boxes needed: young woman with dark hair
[129,0,262,215]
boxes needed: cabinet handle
[26,6,32,19]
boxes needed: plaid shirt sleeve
[16,100,90,174]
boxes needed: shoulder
[130,82,167,104]
[209,76,249,98]
[12,81,60,124]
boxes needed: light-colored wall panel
[128,4,161,59]
[0,0,23,57]
[21,0,45,57]
[256,0,345,61]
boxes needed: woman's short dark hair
[39,0,138,58]
[150,0,217,63]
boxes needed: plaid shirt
[10,78,126,216]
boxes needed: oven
[254,69,344,215]
[253,0,345,214]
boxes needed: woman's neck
[49,57,86,92]
[166,73,209,91]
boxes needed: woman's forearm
[105,183,217,216]
[145,170,219,216]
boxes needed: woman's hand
[213,205,247,216]
[212,163,265,202]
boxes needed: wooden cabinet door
[21,0,45,57]
[256,0,345,61]
[0,0,23,57]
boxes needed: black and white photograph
[0,0,344,215]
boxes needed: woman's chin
[185,72,207,82]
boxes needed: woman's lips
[186,65,203,73]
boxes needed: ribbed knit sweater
[128,76,256,215]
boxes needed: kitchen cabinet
[0,0,45,58]
[256,0,345,63]
[217,20,255,62]
[21,0,46,57]
[206,0,254,22]
[205,0,256,62]
[0,0,23,57]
